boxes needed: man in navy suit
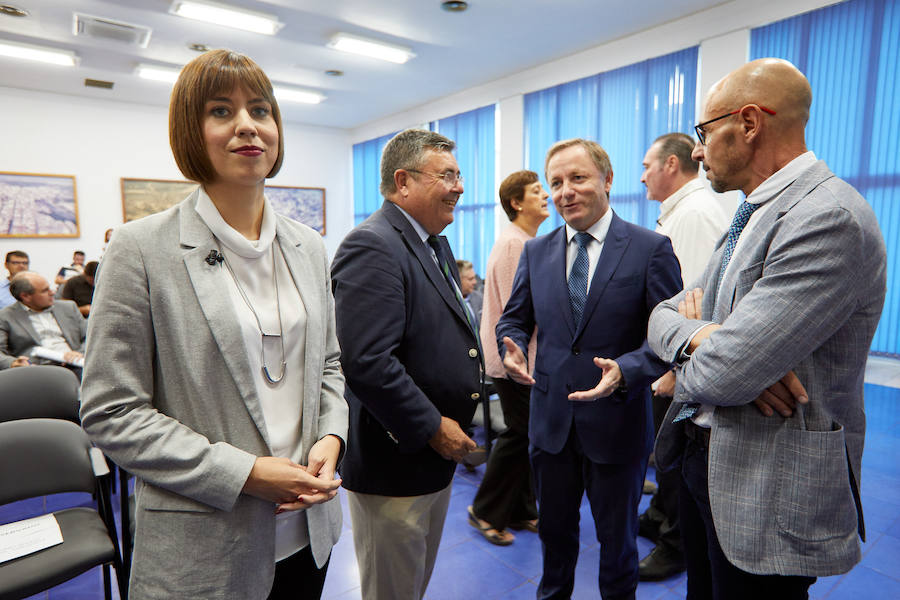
[498,138,682,599]
[332,129,482,600]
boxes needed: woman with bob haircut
[81,49,348,599]
[467,170,549,545]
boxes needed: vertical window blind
[751,0,899,356]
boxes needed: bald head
[707,58,811,131]
[10,272,54,311]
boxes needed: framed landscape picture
[121,179,325,235]
[120,178,198,222]
[0,172,79,237]
[265,186,326,235]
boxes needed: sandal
[467,505,514,546]
[509,519,538,533]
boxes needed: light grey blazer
[80,191,348,599]
[649,161,886,577]
[0,299,86,369]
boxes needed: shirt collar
[658,178,705,223]
[21,302,48,314]
[392,202,431,244]
[745,151,817,205]
[565,207,613,245]
[194,187,276,259]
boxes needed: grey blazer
[649,161,886,577]
[80,192,348,599]
[0,299,86,369]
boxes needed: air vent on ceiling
[85,78,114,89]
[73,13,152,48]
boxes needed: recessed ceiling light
[0,5,29,17]
[169,0,283,35]
[136,63,181,83]
[188,43,211,52]
[0,39,77,66]
[327,33,414,64]
[441,1,468,12]
[273,86,325,105]
[324,69,343,77]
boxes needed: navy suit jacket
[497,212,682,464]
[332,200,482,496]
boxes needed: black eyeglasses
[694,104,776,145]
[406,169,463,187]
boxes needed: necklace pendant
[262,362,286,384]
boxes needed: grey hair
[9,273,35,301]
[652,132,699,174]
[380,129,456,197]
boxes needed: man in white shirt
[0,272,86,370]
[637,132,729,581]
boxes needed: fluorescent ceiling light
[0,39,77,66]
[327,33,414,64]
[136,63,180,83]
[169,0,283,35]
[274,86,325,105]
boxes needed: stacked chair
[0,366,128,600]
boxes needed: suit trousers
[531,424,646,600]
[645,393,683,554]
[472,377,538,529]
[267,545,329,600]
[347,484,452,600]
[680,435,816,600]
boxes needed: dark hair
[380,129,455,197]
[84,261,99,278]
[73,250,85,257]
[498,170,540,221]
[169,49,284,184]
[5,250,28,264]
[9,273,34,301]
[652,132,699,174]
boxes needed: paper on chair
[0,514,64,564]
[30,347,84,368]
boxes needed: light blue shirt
[0,279,14,309]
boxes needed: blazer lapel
[383,202,470,329]
[273,219,321,447]
[549,228,577,337]
[50,304,80,350]
[576,213,629,338]
[11,304,42,346]
[178,192,270,447]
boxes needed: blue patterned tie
[673,200,761,423]
[568,232,592,327]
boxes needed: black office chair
[0,418,127,600]
[0,365,80,423]
[0,365,133,586]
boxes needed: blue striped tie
[568,232,592,327]
[674,200,761,423]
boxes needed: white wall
[0,86,352,282]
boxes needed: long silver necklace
[222,245,286,384]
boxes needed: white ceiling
[0,0,727,129]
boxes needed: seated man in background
[61,260,98,317]
[456,259,483,325]
[54,250,85,287]
[0,251,30,309]
[0,272,86,370]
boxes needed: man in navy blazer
[332,129,482,599]
[498,138,682,600]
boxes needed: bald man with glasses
[649,58,886,599]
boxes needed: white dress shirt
[655,178,730,287]
[24,305,72,354]
[565,208,614,293]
